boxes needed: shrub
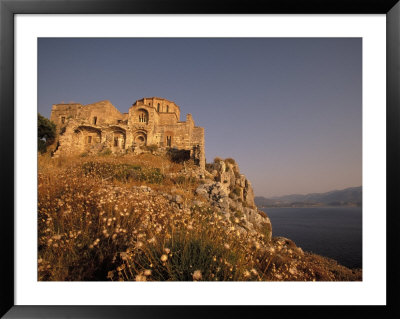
[38,139,47,154]
[99,148,112,156]
[112,164,142,182]
[82,162,164,184]
[174,176,186,185]
[142,167,164,184]
[115,231,242,281]
[143,144,158,153]
[38,113,56,153]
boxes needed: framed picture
[1,0,399,317]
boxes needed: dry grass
[38,152,361,281]
[38,153,270,281]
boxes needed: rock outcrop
[195,158,272,241]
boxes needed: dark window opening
[114,137,118,147]
[61,117,65,124]
[139,114,148,123]
[157,103,160,112]
[166,105,169,113]
[93,116,97,125]
[166,136,172,147]
[87,136,92,144]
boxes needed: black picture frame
[1,0,399,318]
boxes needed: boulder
[174,195,183,204]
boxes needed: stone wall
[133,97,180,120]
[50,103,83,127]
[50,97,205,169]
[192,127,205,168]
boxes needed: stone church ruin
[50,97,205,169]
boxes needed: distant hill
[255,186,362,208]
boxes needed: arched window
[93,116,97,125]
[166,136,172,147]
[137,109,148,123]
[157,103,160,112]
[139,114,146,122]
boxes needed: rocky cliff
[195,158,272,241]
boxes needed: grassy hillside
[38,152,361,281]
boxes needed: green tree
[38,113,56,153]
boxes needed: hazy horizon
[256,185,362,199]
[38,38,362,197]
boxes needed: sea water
[262,207,362,269]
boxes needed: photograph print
[37,38,362,282]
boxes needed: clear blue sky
[38,38,362,197]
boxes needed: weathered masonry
[50,97,205,169]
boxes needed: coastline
[263,206,362,270]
